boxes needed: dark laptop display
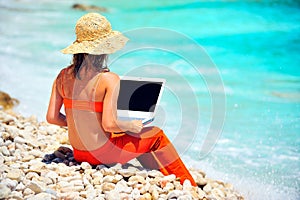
[118,80,163,112]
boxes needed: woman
[46,13,196,186]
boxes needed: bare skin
[46,62,154,151]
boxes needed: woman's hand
[129,120,143,133]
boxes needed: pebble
[101,167,116,176]
[23,187,34,196]
[0,146,10,156]
[115,180,132,193]
[13,136,26,144]
[102,182,115,191]
[163,182,175,192]
[25,172,39,180]
[26,192,55,200]
[141,193,152,200]
[44,171,58,184]
[23,154,35,162]
[211,187,226,199]
[26,181,45,194]
[6,169,23,182]
[91,170,103,179]
[183,179,193,191]
[118,168,136,177]
[178,194,193,200]
[0,184,11,199]
[129,175,146,184]
[105,190,121,200]
[0,110,244,200]
[203,182,213,194]
[130,188,141,199]
[81,161,92,170]
[136,170,148,178]
[1,178,18,191]
[9,191,23,200]
[102,175,114,183]
[91,176,101,185]
[15,182,25,191]
[148,169,164,178]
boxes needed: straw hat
[61,13,129,55]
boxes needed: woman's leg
[136,152,161,170]
[111,126,197,186]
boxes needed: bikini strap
[90,71,107,101]
[61,68,66,97]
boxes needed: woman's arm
[101,73,143,133]
[46,80,67,127]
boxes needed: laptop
[117,76,166,125]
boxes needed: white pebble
[26,192,54,200]
[9,191,23,200]
[183,179,192,191]
[136,170,148,178]
[26,181,44,194]
[14,136,26,144]
[25,172,39,180]
[1,178,18,191]
[130,188,140,199]
[163,182,175,192]
[81,162,92,170]
[203,183,212,194]
[115,180,132,193]
[44,171,58,184]
[128,175,145,184]
[118,168,135,177]
[101,167,115,176]
[6,168,23,182]
[0,146,10,156]
[102,182,115,191]
[178,194,193,200]
[23,187,34,196]
[105,190,121,200]
[0,138,4,146]
[167,190,184,199]
[15,182,25,191]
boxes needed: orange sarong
[73,128,197,186]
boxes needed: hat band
[76,30,113,42]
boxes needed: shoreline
[0,109,244,199]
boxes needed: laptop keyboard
[118,117,145,121]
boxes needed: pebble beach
[0,109,244,200]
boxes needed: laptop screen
[118,80,163,112]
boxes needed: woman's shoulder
[55,65,74,87]
[97,72,120,90]
[100,71,120,81]
[57,65,74,78]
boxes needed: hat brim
[60,31,129,55]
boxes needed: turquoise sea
[1,0,299,199]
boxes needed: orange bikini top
[63,98,103,112]
[60,69,103,113]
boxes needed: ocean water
[1,0,299,199]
